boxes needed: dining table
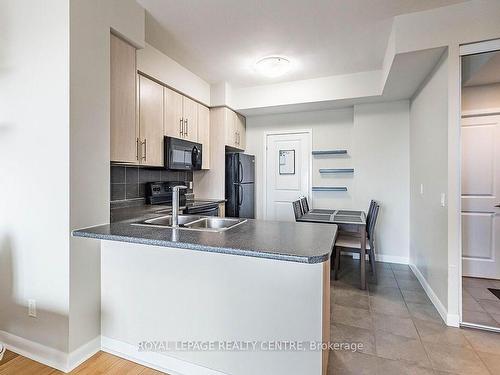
[296,209,368,289]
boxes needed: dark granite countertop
[73,219,337,264]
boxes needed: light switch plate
[420,184,424,195]
[440,193,446,207]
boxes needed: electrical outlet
[440,193,446,207]
[420,184,424,196]
[28,299,37,318]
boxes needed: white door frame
[459,39,500,331]
[262,129,313,221]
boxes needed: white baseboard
[67,335,101,371]
[0,330,68,371]
[0,330,100,373]
[347,252,409,264]
[409,264,459,327]
[101,336,228,375]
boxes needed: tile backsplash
[111,165,193,202]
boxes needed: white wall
[352,101,410,264]
[0,0,70,352]
[462,83,500,113]
[246,103,410,263]
[137,43,211,106]
[69,0,145,355]
[410,52,449,311]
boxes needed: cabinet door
[164,87,184,139]
[198,104,210,169]
[183,96,198,142]
[236,113,246,150]
[225,108,237,148]
[139,76,164,166]
[110,33,138,163]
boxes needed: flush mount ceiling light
[254,56,291,78]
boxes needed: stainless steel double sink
[133,215,247,232]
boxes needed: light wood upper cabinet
[198,105,210,169]
[223,107,246,150]
[110,33,138,163]
[164,87,183,139]
[183,97,199,143]
[236,113,246,150]
[138,75,164,167]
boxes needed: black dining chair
[292,200,303,221]
[300,197,310,214]
[334,204,380,284]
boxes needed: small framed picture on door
[279,149,295,175]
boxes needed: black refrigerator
[225,153,255,218]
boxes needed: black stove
[146,181,220,216]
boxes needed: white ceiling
[138,0,468,88]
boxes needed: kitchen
[1,1,500,375]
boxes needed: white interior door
[265,132,311,221]
[462,115,500,279]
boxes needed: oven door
[185,204,219,216]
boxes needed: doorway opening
[461,45,500,331]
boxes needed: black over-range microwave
[164,136,202,171]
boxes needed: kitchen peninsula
[73,218,336,375]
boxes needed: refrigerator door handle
[238,161,243,183]
[238,185,243,206]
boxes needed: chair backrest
[292,200,303,220]
[300,197,310,213]
[367,204,380,244]
[366,200,377,232]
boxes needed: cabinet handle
[179,118,184,136]
[185,119,188,137]
[142,139,147,161]
[136,138,140,160]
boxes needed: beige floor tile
[401,290,431,305]
[491,313,500,325]
[478,299,500,315]
[423,341,489,375]
[370,297,410,318]
[329,350,378,375]
[488,280,500,289]
[412,318,470,348]
[406,302,442,323]
[462,328,500,355]
[375,331,431,368]
[462,295,486,312]
[397,278,424,291]
[393,270,418,281]
[463,309,500,327]
[463,277,493,289]
[375,357,435,375]
[368,285,403,300]
[330,322,376,355]
[370,274,399,288]
[332,303,373,329]
[476,350,500,375]
[391,263,410,271]
[465,286,499,301]
[372,313,418,339]
[334,293,370,310]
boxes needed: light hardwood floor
[0,350,166,375]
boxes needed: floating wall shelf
[319,168,354,174]
[312,186,348,192]
[312,150,347,156]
